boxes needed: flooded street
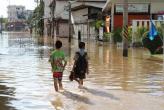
[0,32,164,110]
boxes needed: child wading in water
[49,40,67,92]
[72,42,89,89]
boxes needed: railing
[132,20,164,44]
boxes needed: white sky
[0,0,37,18]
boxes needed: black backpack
[74,52,87,74]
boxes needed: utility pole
[50,0,55,39]
[123,0,128,57]
[68,1,72,43]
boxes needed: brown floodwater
[0,32,164,110]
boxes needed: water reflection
[0,32,164,110]
[0,85,16,110]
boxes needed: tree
[30,0,44,36]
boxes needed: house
[102,0,164,31]
[43,0,107,39]
[71,0,106,40]
[43,0,69,38]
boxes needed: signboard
[115,4,149,13]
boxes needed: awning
[102,0,112,12]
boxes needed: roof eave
[102,0,112,12]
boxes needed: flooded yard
[0,32,164,110]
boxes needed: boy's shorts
[53,72,63,81]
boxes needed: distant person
[49,40,67,92]
[71,42,89,89]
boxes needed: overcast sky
[0,0,37,18]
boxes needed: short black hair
[79,42,85,49]
[55,40,62,49]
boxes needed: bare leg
[74,78,80,84]
[54,78,58,92]
[79,79,83,85]
[78,79,84,89]
[81,79,83,86]
[58,80,63,90]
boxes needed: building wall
[43,0,51,19]
[58,22,69,37]
[114,14,150,29]
[43,0,69,37]
[73,24,97,40]
[55,1,68,19]
[151,2,164,14]
[43,0,51,36]
[72,8,88,23]
[55,1,69,37]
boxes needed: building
[43,0,52,37]
[71,0,106,40]
[43,0,107,39]
[43,0,69,38]
[25,10,33,20]
[102,0,164,31]
[7,5,33,31]
[7,5,26,22]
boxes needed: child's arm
[63,53,67,71]
[49,54,54,70]
[63,59,67,69]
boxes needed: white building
[7,5,33,31]
[71,0,106,40]
[8,5,33,22]
[7,5,26,22]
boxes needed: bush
[103,32,111,42]
[112,28,122,43]
[134,27,148,42]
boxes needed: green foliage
[103,32,111,42]
[2,18,8,23]
[95,20,104,30]
[134,27,148,42]
[128,27,132,42]
[112,28,122,43]
[30,0,44,36]
[157,26,163,40]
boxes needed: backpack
[74,52,87,74]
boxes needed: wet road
[0,32,164,110]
